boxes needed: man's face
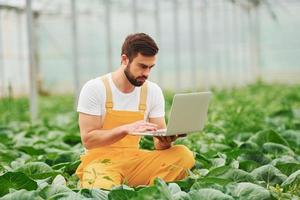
[123,53,156,87]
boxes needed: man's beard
[124,64,147,87]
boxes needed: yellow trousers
[80,145,195,189]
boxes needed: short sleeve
[77,79,105,116]
[148,83,165,118]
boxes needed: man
[76,33,195,189]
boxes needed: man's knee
[169,145,195,169]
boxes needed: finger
[137,122,158,129]
[155,136,165,143]
[137,124,157,130]
[143,125,157,131]
[163,136,170,143]
[165,137,172,143]
[169,136,176,143]
[159,136,171,143]
[135,120,145,125]
[138,127,156,132]
[171,135,178,141]
[143,122,158,128]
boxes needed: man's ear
[121,54,129,66]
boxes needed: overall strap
[101,76,113,111]
[101,75,148,113]
[139,82,148,113]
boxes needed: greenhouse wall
[0,0,300,97]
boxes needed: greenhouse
[0,0,300,199]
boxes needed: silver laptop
[131,92,211,136]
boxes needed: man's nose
[143,68,151,77]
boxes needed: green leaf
[238,151,272,165]
[108,189,136,200]
[17,146,46,156]
[281,170,300,190]
[0,149,20,165]
[111,185,134,191]
[39,184,83,200]
[262,142,294,156]
[248,129,289,147]
[227,182,271,200]
[250,165,287,187]
[62,134,82,145]
[239,142,259,151]
[210,158,226,168]
[63,160,81,175]
[275,163,300,176]
[271,156,299,166]
[239,160,260,172]
[79,188,108,200]
[188,188,234,200]
[0,172,38,196]
[207,166,231,177]
[173,191,190,200]
[45,150,80,166]
[174,177,196,192]
[279,130,300,150]
[269,184,300,200]
[168,183,181,195]
[167,183,190,200]
[199,177,231,186]
[133,186,162,200]
[191,177,231,190]
[207,166,255,183]
[209,143,231,152]
[14,162,57,180]
[194,153,212,169]
[154,178,173,200]
[52,174,66,186]
[0,189,43,200]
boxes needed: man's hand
[154,134,187,150]
[121,120,158,134]
[154,135,177,150]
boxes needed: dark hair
[121,33,159,62]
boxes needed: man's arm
[149,117,177,150]
[79,112,157,150]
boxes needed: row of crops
[0,83,299,199]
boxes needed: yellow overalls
[75,76,195,189]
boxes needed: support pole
[249,7,261,82]
[253,7,261,80]
[200,0,209,91]
[132,0,138,32]
[188,0,197,91]
[215,0,224,89]
[0,10,5,98]
[26,0,38,121]
[154,0,163,88]
[173,0,180,91]
[104,0,112,72]
[71,0,80,105]
[17,11,25,93]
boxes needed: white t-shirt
[77,73,165,120]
